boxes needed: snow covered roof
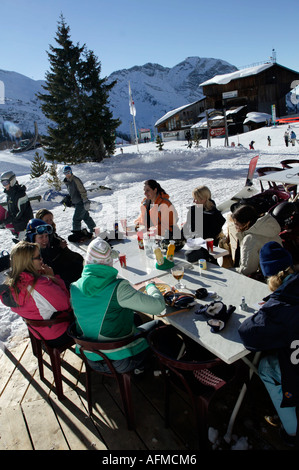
[243,112,272,124]
[199,63,273,87]
[155,100,201,126]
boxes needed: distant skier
[284,131,289,147]
[0,170,33,240]
[63,166,96,242]
[290,130,296,146]
[249,140,255,149]
[267,136,271,146]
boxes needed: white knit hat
[85,238,118,266]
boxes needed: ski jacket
[234,213,282,276]
[70,264,165,362]
[0,272,71,340]
[135,192,178,237]
[238,271,299,408]
[4,183,33,232]
[64,175,88,205]
[181,204,225,245]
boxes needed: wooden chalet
[199,62,299,119]
[155,99,206,141]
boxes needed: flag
[128,81,136,116]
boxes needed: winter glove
[83,200,90,211]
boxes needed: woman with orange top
[135,179,179,238]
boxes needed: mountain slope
[0,56,237,138]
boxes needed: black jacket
[181,204,225,245]
[4,183,33,232]
[238,271,299,408]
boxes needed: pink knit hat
[85,238,118,266]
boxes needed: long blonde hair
[267,266,295,292]
[6,241,43,298]
[192,185,215,211]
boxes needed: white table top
[257,168,299,185]
[111,234,229,284]
[153,263,269,364]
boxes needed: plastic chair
[257,166,297,198]
[147,325,237,449]
[256,167,285,192]
[280,159,299,169]
[67,322,147,430]
[24,310,74,400]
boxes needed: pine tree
[38,15,120,163]
[30,151,48,178]
[46,162,61,191]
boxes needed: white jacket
[235,213,282,276]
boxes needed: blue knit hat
[259,242,292,277]
[63,165,72,174]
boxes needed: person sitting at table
[0,240,71,347]
[228,204,282,277]
[25,217,83,289]
[181,185,225,243]
[134,179,179,239]
[238,241,299,447]
[70,238,165,374]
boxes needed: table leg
[224,352,261,443]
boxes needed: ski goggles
[31,224,53,236]
[1,179,10,187]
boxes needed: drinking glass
[171,265,185,289]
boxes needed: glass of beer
[171,265,185,289]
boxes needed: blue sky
[1,0,298,80]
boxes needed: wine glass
[171,265,185,289]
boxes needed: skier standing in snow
[63,166,96,242]
[0,170,33,240]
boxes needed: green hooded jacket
[70,264,165,361]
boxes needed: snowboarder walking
[63,166,96,242]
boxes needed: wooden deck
[0,337,294,451]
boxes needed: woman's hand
[60,239,68,249]
[40,264,54,276]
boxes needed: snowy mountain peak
[0,56,238,137]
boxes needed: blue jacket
[238,271,299,408]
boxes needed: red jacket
[0,272,71,340]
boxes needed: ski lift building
[155,99,206,141]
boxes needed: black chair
[24,310,74,400]
[147,325,237,449]
[280,159,299,169]
[256,167,285,192]
[67,322,147,430]
[257,166,296,197]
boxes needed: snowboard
[217,155,260,213]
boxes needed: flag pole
[128,81,139,152]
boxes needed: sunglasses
[1,180,10,186]
[32,254,42,261]
[32,224,53,235]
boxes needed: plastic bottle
[166,240,175,261]
[137,230,144,249]
[153,244,164,265]
[240,296,248,311]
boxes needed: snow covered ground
[1,122,298,450]
[1,122,299,347]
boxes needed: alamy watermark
[290,80,299,105]
[0,80,4,105]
